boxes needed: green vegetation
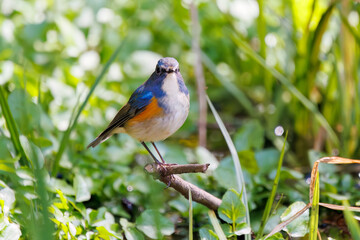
[0,0,360,239]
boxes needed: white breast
[125,73,190,142]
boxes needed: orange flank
[127,97,163,125]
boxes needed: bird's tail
[87,130,111,148]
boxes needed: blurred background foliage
[0,0,360,239]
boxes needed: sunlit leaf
[135,209,174,239]
[199,227,219,240]
[281,201,309,237]
[74,175,91,202]
[238,150,258,174]
[218,189,246,224]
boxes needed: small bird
[88,57,190,164]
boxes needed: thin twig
[190,2,207,147]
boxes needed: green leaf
[213,157,237,189]
[0,86,29,165]
[19,135,44,169]
[8,89,41,135]
[74,174,91,202]
[96,226,122,240]
[0,222,22,240]
[281,201,309,237]
[135,209,174,239]
[343,200,360,240]
[262,232,285,240]
[234,222,251,236]
[199,227,219,240]
[49,179,75,196]
[255,149,280,175]
[218,189,246,224]
[0,187,15,210]
[234,120,265,151]
[238,150,258,174]
[120,218,144,240]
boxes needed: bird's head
[155,57,180,75]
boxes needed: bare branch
[144,163,221,210]
[145,163,210,176]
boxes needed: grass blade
[229,33,339,147]
[189,189,193,240]
[342,200,360,240]
[208,210,227,240]
[309,173,320,240]
[207,95,251,240]
[52,41,125,176]
[201,54,255,117]
[0,86,29,165]
[256,131,288,239]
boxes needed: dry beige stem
[266,156,360,239]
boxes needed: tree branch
[144,163,221,210]
[145,163,210,176]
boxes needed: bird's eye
[156,66,161,75]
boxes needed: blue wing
[87,85,153,148]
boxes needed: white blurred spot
[106,107,118,122]
[124,51,162,78]
[66,46,81,58]
[216,62,232,77]
[229,0,259,25]
[321,32,333,53]
[267,104,276,114]
[71,65,84,78]
[274,126,284,136]
[1,0,14,15]
[97,8,115,23]
[265,33,277,48]
[57,17,87,56]
[282,91,291,103]
[358,172,360,178]
[108,63,123,81]
[348,11,359,27]
[87,25,101,48]
[216,0,229,12]
[76,7,94,28]
[1,19,14,42]
[79,50,100,71]
[47,30,58,44]
[127,186,133,192]
[0,61,14,84]
[266,55,277,67]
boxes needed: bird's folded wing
[87,87,154,148]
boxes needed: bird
[87,57,190,164]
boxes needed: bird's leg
[151,142,165,163]
[151,142,176,188]
[141,142,161,164]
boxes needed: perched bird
[87,57,190,164]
